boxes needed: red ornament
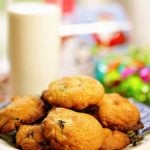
[108,31,127,47]
[44,0,75,14]
[62,0,75,14]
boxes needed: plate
[0,101,150,150]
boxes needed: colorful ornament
[93,46,150,105]
[121,67,136,78]
[94,61,107,83]
[140,67,150,83]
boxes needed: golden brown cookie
[42,76,104,110]
[0,96,47,133]
[42,107,103,150]
[16,125,50,150]
[100,128,130,150]
[97,93,142,132]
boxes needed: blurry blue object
[74,4,128,24]
[94,60,107,83]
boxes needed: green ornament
[119,76,148,103]
[104,70,121,86]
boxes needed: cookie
[0,96,47,133]
[42,76,104,110]
[97,93,142,132]
[16,125,50,150]
[42,107,103,150]
[100,128,130,150]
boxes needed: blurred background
[0,0,150,105]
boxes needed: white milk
[8,2,61,96]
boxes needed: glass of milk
[8,2,61,96]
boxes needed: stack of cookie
[0,76,143,150]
